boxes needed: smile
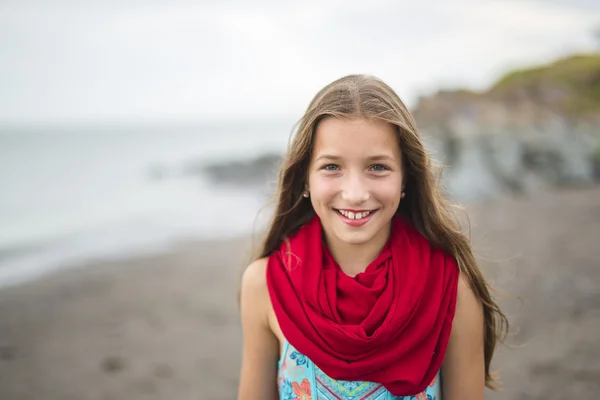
[334,208,378,227]
[335,209,375,220]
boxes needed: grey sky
[1,0,598,125]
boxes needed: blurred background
[0,0,599,399]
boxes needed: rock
[199,153,282,188]
[418,102,599,201]
[0,345,16,361]
[412,53,600,201]
[102,356,127,373]
[440,134,504,201]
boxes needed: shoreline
[0,220,267,291]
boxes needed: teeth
[337,209,372,220]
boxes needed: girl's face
[307,117,404,247]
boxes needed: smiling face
[307,117,404,248]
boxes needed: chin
[333,230,374,246]
[330,217,386,246]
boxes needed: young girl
[237,75,508,399]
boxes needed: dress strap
[278,339,290,367]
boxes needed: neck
[324,223,392,277]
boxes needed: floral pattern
[278,340,441,399]
[279,378,295,400]
[292,378,312,400]
[290,350,308,366]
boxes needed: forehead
[312,117,401,159]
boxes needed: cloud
[0,0,598,125]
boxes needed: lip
[334,208,377,227]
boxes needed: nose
[341,173,370,204]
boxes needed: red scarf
[266,215,459,396]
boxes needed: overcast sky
[1,0,599,126]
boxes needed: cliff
[412,53,600,201]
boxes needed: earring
[303,191,309,198]
[401,190,406,198]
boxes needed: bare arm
[237,258,279,400]
[441,274,486,400]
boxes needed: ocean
[0,119,296,287]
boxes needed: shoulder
[456,272,480,304]
[242,257,269,286]
[453,272,484,330]
[240,257,272,323]
[240,256,283,347]
[241,257,270,302]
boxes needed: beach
[0,185,599,400]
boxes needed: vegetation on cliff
[412,53,600,123]
[490,53,600,116]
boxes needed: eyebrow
[315,154,396,162]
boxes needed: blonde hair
[255,74,508,389]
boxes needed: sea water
[0,119,295,286]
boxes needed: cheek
[374,181,403,203]
[309,177,339,201]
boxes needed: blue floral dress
[278,340,442,400]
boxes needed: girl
[237,75,507,399]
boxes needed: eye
[369,164,389,172]
[321,164,339,171]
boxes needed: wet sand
[0,186,599,399]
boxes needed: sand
[0,186,599,400]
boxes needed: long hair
[255,74,508,389]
